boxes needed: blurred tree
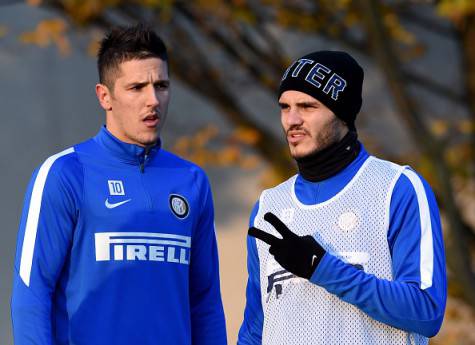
[360,0,475,309]
[9,0,475,308]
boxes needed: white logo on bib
[338,211,358,231]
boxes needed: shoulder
[366,156,406,176]
[254,175,298,211]
[366,155,437,209]
[387,164,439,224]
[392,166,435,200]
[28,146,83,208]
[158,149,207,174]
[251,175,298,223]
[34,147,82,182]
[260,174,298,196]
[158,149,211,191]
[42,135,104,178]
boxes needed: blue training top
[12,126,227,345]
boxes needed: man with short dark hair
[11,24,227,345]
[238,51,446,345]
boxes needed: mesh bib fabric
[255,157,428,345]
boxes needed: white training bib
[255,157,427,345]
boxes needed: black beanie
[278,50,364,130]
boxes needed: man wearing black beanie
[238,51,447,345]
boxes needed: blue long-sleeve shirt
[11,126,227,345]
[238,144,446,344]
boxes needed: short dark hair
[97,24,168,89]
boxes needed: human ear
[95,83,112,111]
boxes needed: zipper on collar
[139,147,150,173]
[138,147,153,210]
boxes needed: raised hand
[248,212,326,279]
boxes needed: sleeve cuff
[309,252,340,285]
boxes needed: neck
[295,131,360,182]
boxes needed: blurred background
[1,0,474,344]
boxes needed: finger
[269,243,282,256]
[248,227,279,246]
[263,212,297,238]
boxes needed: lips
[143,114,159,128]
[287,130,307,144]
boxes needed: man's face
[99,57,170,147]
[279,90,348,159]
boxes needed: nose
[284,107,303,127]
[146,86,159,108]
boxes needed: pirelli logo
[95,232,191,265]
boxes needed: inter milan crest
[169,194,189,219]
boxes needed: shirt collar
[93,125,161,164]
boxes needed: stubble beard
[123,126,160,147]
[288,120,344,160]
[138,130,160,147]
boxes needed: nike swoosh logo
[311,255,319,267]
[105,198,132,209]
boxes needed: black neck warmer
[295,131,360,182]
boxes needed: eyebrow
[278,101,320,107]
[124,79,170,88]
